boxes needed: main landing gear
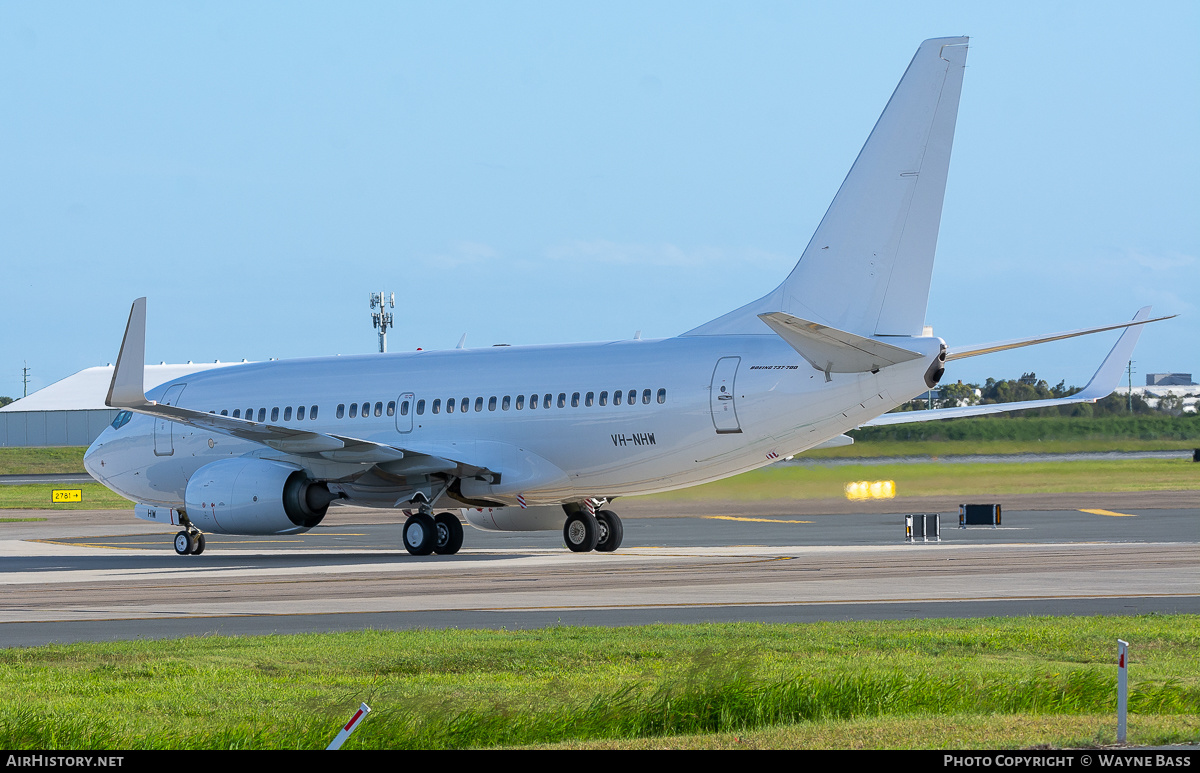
[403,510,464,556]
[173,529,206,555]
[563,509,623,553]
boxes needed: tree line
[896,373,1194,418]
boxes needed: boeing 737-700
[84,37,1171,556]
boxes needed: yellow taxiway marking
[1079,509,1138,517]
[29,540,142,551]
[704,516,813,524]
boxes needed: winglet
[105,297,150,408]
[1073,306,1150,399]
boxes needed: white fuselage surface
[86,334,941,510]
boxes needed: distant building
[1146,373,1195,386]
[0,363,244,447]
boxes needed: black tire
[191,533,206,555]
[563,511,600,552]
[433,512,464,555]
[174,531,192,556]
[403,513,436,556]
[595,510,623,552]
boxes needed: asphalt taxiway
[1,492,1196,647]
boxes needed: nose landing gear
[173,529,206,555]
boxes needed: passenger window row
[212,399,406,423]
[335,401,396,420]
[211,406,321,422]
[210,389,666,424]
[418,388,667,416]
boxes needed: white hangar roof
[1,363,247,412]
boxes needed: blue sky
[2,1,1197,398]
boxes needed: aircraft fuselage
[85,333,942,510]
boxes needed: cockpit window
[110,411,133,430]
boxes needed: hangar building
[1,363,241,447]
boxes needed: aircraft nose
[83,435,106,482]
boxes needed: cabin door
[395,392,414,434]
[153,383,187,456]
[709,357,742,434]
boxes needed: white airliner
[84,37,1170,557]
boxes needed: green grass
[642,458,1198,501]
[0,447,86,475]
[0,482,132,510]
[851,414,1200,445]
[535,714,1200,749]
[808,437,1200,459]
[0,617,1196,749]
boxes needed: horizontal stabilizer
[759,312,924,376]
[863,307,1157,426]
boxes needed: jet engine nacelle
[184,458,335,535]
[461,505,565,532]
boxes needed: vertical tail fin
[686,37,969,338]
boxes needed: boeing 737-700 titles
[84,37,1171,556]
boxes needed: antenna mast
[1127,360,1135,412]
[370,291,395,353]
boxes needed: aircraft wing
[105,298,476,475]
[862,307,1153,426]
[944,307,1173,361]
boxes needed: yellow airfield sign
[52,489,83,503]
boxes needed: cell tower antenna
[1127,360,1135,412]
[370,291,395,353]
